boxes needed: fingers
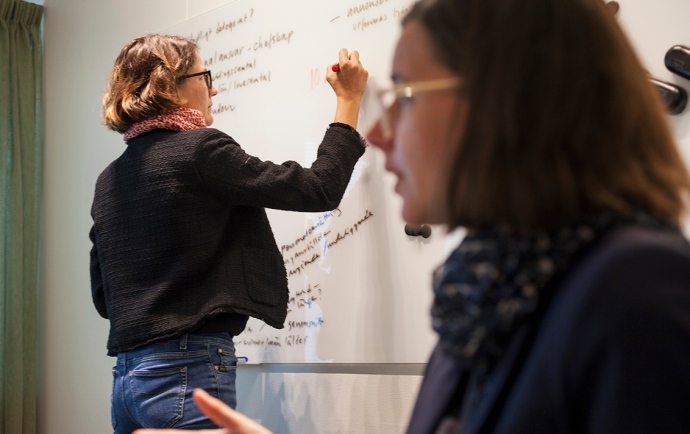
[193,389,236,426]
[338,47,350,66]
[193,389,273,434]
[133,429,224,434]
[336,48,362,72]
[131,390,271,434]
[329,48,367,82]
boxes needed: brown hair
[405,0,690,232]
[102,34,199,133]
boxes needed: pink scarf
[123,107,206,141]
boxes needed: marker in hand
[332,63,339,72]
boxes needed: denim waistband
[116,332,234,366]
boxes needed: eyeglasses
[363,77,463,139]
[180,70,213,90]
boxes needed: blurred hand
[133,389,273,434]
[326,48,369,102]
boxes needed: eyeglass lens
[181,70,212,89]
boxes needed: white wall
[39,0,690,433]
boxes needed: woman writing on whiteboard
[136,0,690,432]
[90,34,367,432]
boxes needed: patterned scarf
[431,212,679,367]
[123,107,206,141]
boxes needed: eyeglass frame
[373,77,463,139]
[179,70,213,90]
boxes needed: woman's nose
[365,119,393,151]
[210,86,218,97]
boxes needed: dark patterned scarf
[431,212,679,366]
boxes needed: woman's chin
[401,207,424,226]
[402,204,444,227]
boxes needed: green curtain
[0,0,44,433]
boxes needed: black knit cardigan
[90,124,365,355]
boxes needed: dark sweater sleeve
[193,124,366,212]
[89,223,108,319]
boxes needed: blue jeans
[111,333,237,433]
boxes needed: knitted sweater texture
[90,125,365,356]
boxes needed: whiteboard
[167,0,456,363]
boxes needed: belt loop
[180,333,188,350]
